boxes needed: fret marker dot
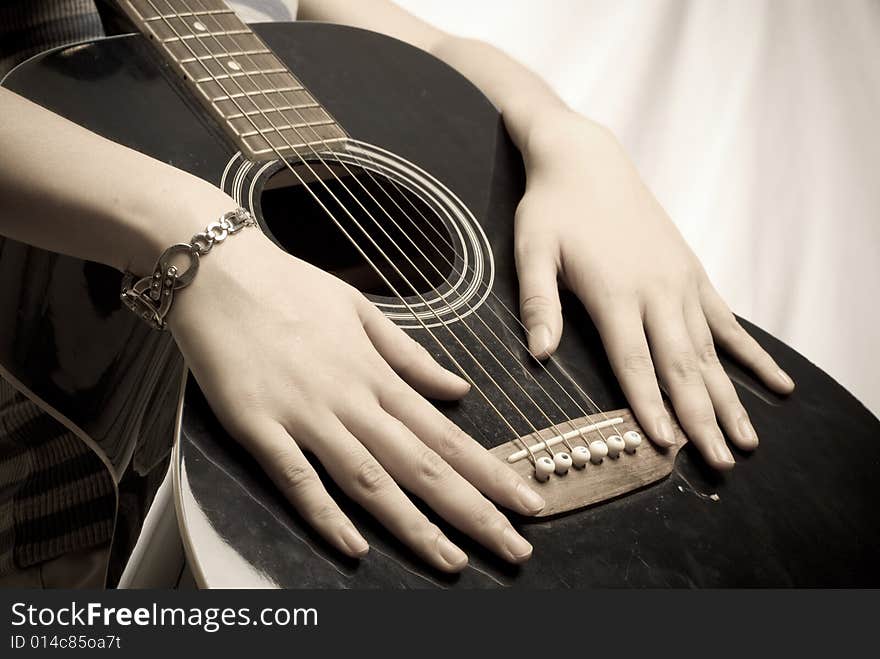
[193,21,207,32]
[227,60,241,71]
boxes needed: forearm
[429,35,589,160]
[0,87,234,274]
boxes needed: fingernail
[449,371,471,391]
[713,442,736,468]
[341,526,369,557]
[777,369,794,390]
[503,527,533,561]
[738,416,759,448]
[529,325,552,358]
[437,537,468,569]
[654,416,676,446]
[516,482,545,514]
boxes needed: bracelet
[120,207,256,330]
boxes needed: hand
[168,224,545,571]
[514,114,795,469]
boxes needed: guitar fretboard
[117,0,348,161]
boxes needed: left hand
[514,113,795,469]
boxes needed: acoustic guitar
[1,0,878,587]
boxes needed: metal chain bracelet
[120,207,256,330]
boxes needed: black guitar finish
[2,23,878,587]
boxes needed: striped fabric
[0,0,115,577]
[0,378,115,576]
[0,0,104,78]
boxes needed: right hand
[167,224,546,572]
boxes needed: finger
[357,299,470,400]
[683,301,759,451]
[379,382,546,516]
[585,300,676,447]
[345,406,534,564]
[700,283,795,394]
[644,303,736,470]
[304,416,470,573]
[242,419,369,558]
[515,229,562,359]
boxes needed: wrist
[121,175,239,276]
[122,204,273,332]
[164,224,283,335]
[521,110,616,171]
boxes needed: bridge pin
[606,435,625,458]
[589,440,608,464]
[535,456,555,482]
[554,452,572,475]
[571,446,590,469]
[623,431,642,453]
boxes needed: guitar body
[2,22,878,587]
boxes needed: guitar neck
[115,0,348,161]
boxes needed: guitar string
[314,142,612,449]
[183,0,627,460]
[149,0,548,463]
[158,0,625,464]
[339,142,618,444]
[138,10,615,449]
[184,0,589,456]
[337,144,609,447]
[146,0,545,462]
[209,2,626,457]
[176,0,569,459]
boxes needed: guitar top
[1,13,878,587]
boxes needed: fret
[135,8,245,39]
[211,86,304,103]
[213,89,317,118]
[181,52,288,81]
[180,51,288,81]
[200,73,296,99]
[130,2,239,26]
[160,29,252,43]
[248,137,348,157]
[154,0,232,12]
[127,0,229,19]
[144,9,234,22]
[246,133,348,156]
[238,119,338,140]
[180,48,271,63]
[226,103,321,120]
[117,0,348,160]
[194,68,288,84]
[125,0,164,19]
[147,12,247,40]
[163,33,264,62]
[228,107,334,137]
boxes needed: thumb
[515,236,563,360]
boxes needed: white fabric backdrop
[396,0,880,416]
[231,0,880,415]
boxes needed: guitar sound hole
[259,161,455,297]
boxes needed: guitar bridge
[489,407,687,516]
